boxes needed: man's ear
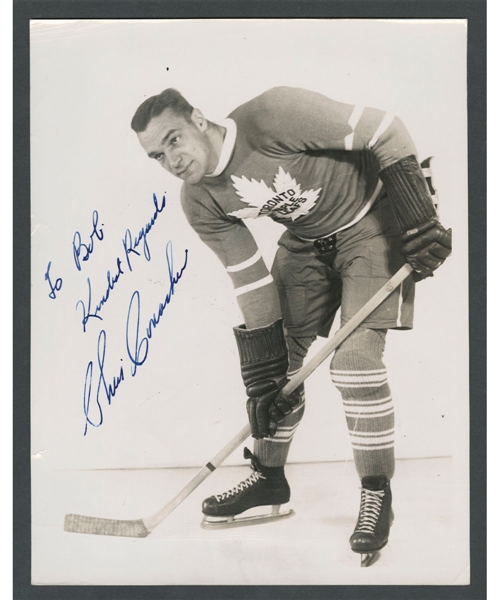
[191,108,208,131]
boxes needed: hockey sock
[330,328,395,479]
[254,336,315,468]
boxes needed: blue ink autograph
[126,241,189,377]
[122,193,166,271]
[83,330,125,435]
[73,210,104,271]
[75,194,167,332]
[45,261,63,299]
[83,241,188,435]
[76,258,125,332]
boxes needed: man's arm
[250,86,417,167]
[254,87,452,278]
[181,185,299,437]
[181,185,281,328]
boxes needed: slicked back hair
[131,88,194,133]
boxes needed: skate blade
[200,506,295,530]
[360,551,380,567]
[352,539,388,567]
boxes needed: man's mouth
[177,162,192,177]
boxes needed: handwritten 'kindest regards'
[76,193,167,332]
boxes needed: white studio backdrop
[30,20,468,475]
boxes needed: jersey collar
[205,118,237,178]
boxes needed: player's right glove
[233,318,302,439]
[379,155,452,280]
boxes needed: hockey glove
[233,318,302,439]
[380,155,452,281]
[400,218,452,280]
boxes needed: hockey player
[131,86,451,565]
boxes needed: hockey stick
[64,262,413,538]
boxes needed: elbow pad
[379,155,437,231]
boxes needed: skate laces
[215,471,263,502]
[355,488,385,533]
[215,447,265,502]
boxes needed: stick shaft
[144,263,412,531]
[283,263,413,394]
[144,425,251,530]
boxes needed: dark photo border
[14,1,486,599]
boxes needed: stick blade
[64,514,150,538]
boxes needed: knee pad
[330,328,387,378]
[287,336,315,374]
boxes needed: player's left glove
[400,218,452,279]
[380,155,452,280]
[233,318,302,439]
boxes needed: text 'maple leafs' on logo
[228,167,321,221]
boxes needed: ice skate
[200,448,294,530]
[349,475,394,567]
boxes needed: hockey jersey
[181,87,418,328]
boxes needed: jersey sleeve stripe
[368,112,395,149]
[226,250,262,272]
[344,105,365,150]
[348,104,365,128]
[234,274,274,297]
[228,258,270,289]
[344,132,354,151]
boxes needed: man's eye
[171,136,180,146]
[154,154,164,161]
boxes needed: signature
[82,240,188,435]
[83,330,125,435]
[126,241,189,376]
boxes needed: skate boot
[200,448,294,529]
[349,475,394,567]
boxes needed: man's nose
[166,151,182,171]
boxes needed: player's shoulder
[240,86,311,111]
[230,87,312,136]
[232,86,333,126]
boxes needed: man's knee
[287,336,316,373]
[330,327,387,372]
[330,328,390,400]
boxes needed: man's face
[137,108,214,185]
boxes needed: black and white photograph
[29,17,470,588]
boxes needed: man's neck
[206,121,226,174]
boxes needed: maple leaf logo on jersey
[228,167,322,221]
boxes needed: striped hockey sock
[255,336,315,468]
[330,328,395,479]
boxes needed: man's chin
[182,170,204,185]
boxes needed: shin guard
[254,336,315,467]
[330,328,395,479]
